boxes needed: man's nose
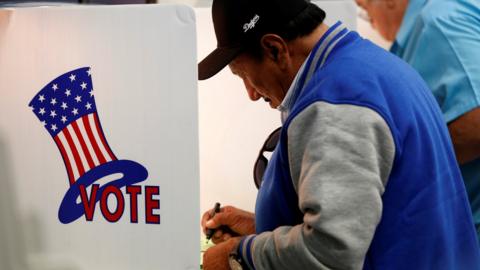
[244,80,261,101]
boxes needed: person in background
[199,0,480,269]
[355,0,480,240]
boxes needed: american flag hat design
[29,67,117,185]
[29,67,149,224]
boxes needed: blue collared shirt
[391,0,480,237]
[391,0,480,123]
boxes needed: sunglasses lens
[264,128,281,151]
[253,127,282,189]
[254,156,267,189]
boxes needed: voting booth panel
[0,5,199,270]
[197,0,357,216]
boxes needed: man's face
[355,0,407,41]
[229,53,288,109]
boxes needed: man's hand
[203,237,242,270]
[202,205,255,244]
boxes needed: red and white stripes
[54,113,117,185]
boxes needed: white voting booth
[0,4,199,270]
[0,1,356,270]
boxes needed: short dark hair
[244,3,326,59]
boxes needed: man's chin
[264,98,277,109]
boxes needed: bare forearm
[448,108,480,165]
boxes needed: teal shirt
[391,0,480,238]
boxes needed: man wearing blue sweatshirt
[198,0,480,269]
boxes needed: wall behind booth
[0,4,199,270]
[197,0,357,215]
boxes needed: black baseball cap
[198,0,310,80]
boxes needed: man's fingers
[214,229,223,239]
[201,212,210,234]
[212,232,232,244]
[209,229,224,243]
[201,208,219,233]
[212,232,223,244]
[206,215,222,229]
[206,210,234,229]
[202,205,239,235]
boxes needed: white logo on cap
[243,14,260,33]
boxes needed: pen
[205,202,221,242]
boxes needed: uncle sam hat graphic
[29,67,149,224]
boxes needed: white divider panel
[0,4,199,270]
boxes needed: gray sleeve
[251,101,396,270]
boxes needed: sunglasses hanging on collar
[253,127,282,189]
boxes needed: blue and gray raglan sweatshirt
[237,22,480,270]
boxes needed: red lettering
[100,185,125,222]
[126,185,142,223]
[78,184,160,224]
[79,184,99,221]
[145,186,160,224]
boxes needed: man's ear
[260,34,290,68]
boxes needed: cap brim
[198,46,243,80]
